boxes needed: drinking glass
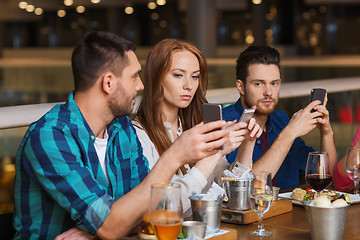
[249,171,273,237]
[149,182,183,240]
[305,151,332,198]
[346,146,360,195]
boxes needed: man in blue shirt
[13,31,229,239]
[222,46,337,190]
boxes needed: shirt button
[91,135,95,140]
[256,140,261,144]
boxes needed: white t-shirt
[94,130,109,182]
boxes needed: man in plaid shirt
[13,31,228,239]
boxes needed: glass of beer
[149,182,183,240]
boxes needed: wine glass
[305,151,332,198]
[249,171,273,237]
[346,146,360,195]
[149,182,183,240]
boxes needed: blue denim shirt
[222,98,314,190]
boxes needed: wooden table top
[219,185,360,240]
[219,203,360,240]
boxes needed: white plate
[278,190,360,206]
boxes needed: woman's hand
[221,118,262,156]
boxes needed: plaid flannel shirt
[13,92,149,239]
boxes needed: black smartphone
[239,108,255,124]
[310,88,326,113]
[202,103,222,125]
[202,103,223,149]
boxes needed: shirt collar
[66,91,121,142]
[164,118,183,142]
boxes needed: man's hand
[170,120,228,166]
[285,100,323,140]
[247,118,263,140]
[55,227,94,240]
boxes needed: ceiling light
[124,7,134,14]
[76,6,86,13]
[156,0,166,6]
[18,1,28,9]
[64,0,73,7]
[34,8,43,16]
[252,0,262,4]
[91,0,101,3]
[57,10,66,17]
[26,4,35,12]
[147,2,156,9]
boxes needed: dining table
[215,184,360,240]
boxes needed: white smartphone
[239,108,255,124]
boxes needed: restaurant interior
[1,0,360,239]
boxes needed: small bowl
[181,221,207,240]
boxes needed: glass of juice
[149,183,183,240]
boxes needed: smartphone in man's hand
[239,108,255,124]
[310,88,326,113]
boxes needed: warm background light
[147,2,156,10]
[156,0,166,6]
[34,8,43,16]
[57,10,66,17]
[124,7,134,14]
[25,4,35,13]
[18,1,28,9]
[76,6,86,13]
[63,0,73,7]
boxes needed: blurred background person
[333,125,360,189]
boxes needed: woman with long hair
[133,39,261,214]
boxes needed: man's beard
[244,95,278,115]
[108,90,134,118]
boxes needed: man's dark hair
[71,31,136,92]
[236,45,280,85]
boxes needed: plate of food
[278,188,360,206]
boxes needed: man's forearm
[97,150,179,239]
[252,127,296,178]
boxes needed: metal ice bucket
[305,203,349,240]
[189,194,222,233]
[224,179,254,211]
